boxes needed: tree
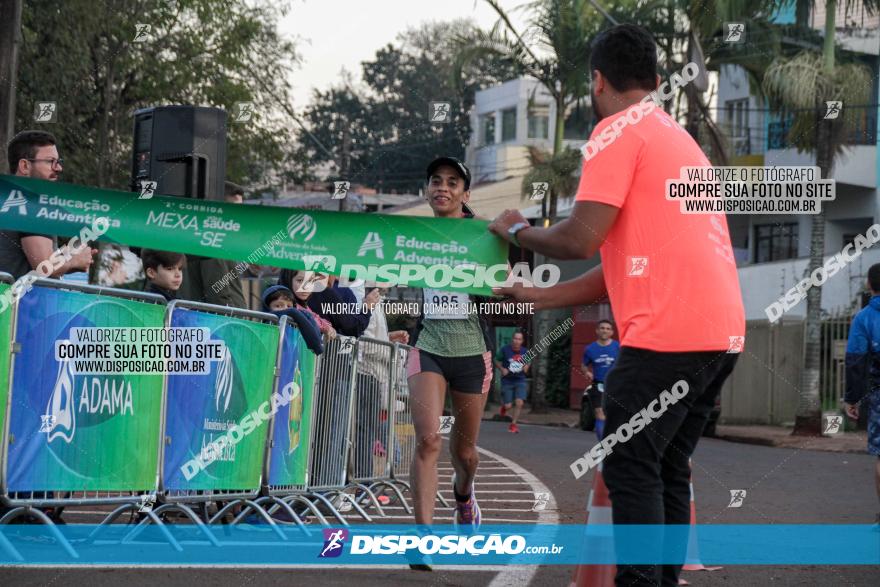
[520,146,581,205]
[457,0,618,218]
[762,0,875,435]
[0,0,23,174]
[293,20,519,194]
[454,0,627,413]
[14,0,299,190]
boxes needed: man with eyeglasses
[1,130,95,279]
[1,130,94,523]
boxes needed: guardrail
[0,275,424,555]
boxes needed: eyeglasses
[27,158,63,168]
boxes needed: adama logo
[44,359,76,443]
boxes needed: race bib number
[508,360,524,374]
[423,289,470,320]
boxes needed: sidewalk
[714,424,868,454]
[483,404,870,454]
[483,404,579,428]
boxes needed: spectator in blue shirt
[495,331,529,434]
[581,319,620,439]
[844,263,880,526]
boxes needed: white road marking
[44,445,558,584]
[477,445,558,587]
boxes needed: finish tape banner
[162,307,278,492]
[0,175,508,295]
[266,323,316,488]
[4,285,165,492]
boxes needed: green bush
[544,320,573,408]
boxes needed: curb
[714,432,867,454]
[482,415,577,428]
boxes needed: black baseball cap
[426,156,471,191]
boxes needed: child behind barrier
[261,284,324,355]
[141,249,185,302]
[285,271,337,340]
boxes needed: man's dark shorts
[586,382,604,410]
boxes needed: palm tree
[453,0,614,413]
[762,0,875,435]
[455,0,613,218]
[521,146,581,206]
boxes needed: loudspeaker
[130,105,227,200]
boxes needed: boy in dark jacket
[262,284,324,355]
[141,249,185,302]
[844,262,880,526]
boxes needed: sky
[279,0,528,108]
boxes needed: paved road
[2,421,878,586]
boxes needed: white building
[717,3,880,319]
[464,77,589,184]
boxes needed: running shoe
[500,405,507,418]
[407,525,433,570]
[451,473,481,531]
[508,423,519,434]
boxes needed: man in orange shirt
[489,24,744,586]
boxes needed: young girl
[285,270,337,340]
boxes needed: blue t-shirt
[497,344,528,381]
[582,340,620,383]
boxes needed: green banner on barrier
[267,324,316,487]
[7,286,165,491]
[0,282,11,445]
[164,308,280,491]
[0,175,508,295]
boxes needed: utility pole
[338,124,351,212]
[0,0,23,174]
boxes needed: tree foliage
[15,0,300,191]
[293,20,521,194]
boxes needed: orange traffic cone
[680,465,721,581]
[570,464,616,587]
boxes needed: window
[480,113,496,146]
[754,223,798,263]
[725,99,749,138]
[527,106,549,139]
[501,108,517,142]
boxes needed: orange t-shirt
[575,105,744,352]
